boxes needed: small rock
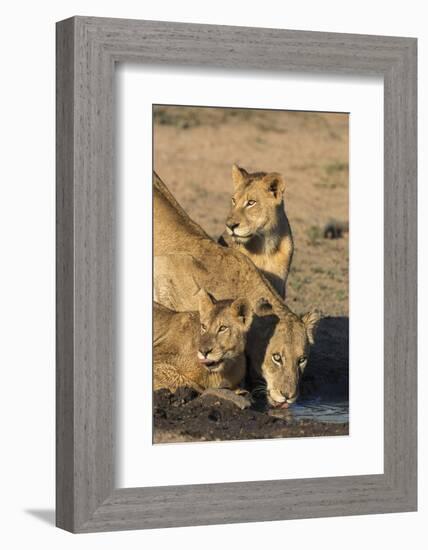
[201,388,252,410]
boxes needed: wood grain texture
[56,16,417,533]
[56,18,75,531]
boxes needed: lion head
[196,288,253,372]
[248,301,321,406]
[224,164,286,245]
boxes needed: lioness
[218,164,294,298]
[153,289,252,392]
[153,172,320,406]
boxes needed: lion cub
[153,289,253,393]
[219,164,294,299]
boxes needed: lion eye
[246,200,256,207]
[231,198,236,206]
[272,353,282,364]
[298,356,308,367]
[201,324,207,333]
[218,325,228,333]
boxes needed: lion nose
[285,390,298,402]
[198,348,212,358]
[226,221,240,231]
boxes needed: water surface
[270,398,349,424]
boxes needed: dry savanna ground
[153,105,349,318]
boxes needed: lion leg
[153,361,204,393]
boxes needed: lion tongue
[279,402,289,409]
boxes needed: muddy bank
[153,387,348,444]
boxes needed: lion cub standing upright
[219,164,294,299]
[154,289,252,393]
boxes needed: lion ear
[301,309,322,345]
[262,172,286,199]
[230,297,253,328]
[232,164,249,188]
[197,288,216,315]
[254,297,274,317]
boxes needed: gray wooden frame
[56,16,417,533]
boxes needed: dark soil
[154,392,348,444]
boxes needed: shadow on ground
[25,509,55,526]
[301,316,349,400]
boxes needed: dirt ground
[153,388,348,444]
[153,106,349,443]
[153,105,349,317]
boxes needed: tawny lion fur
[153,290,252,392]
[219,164,294,298]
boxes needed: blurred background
[153,105,349,318]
